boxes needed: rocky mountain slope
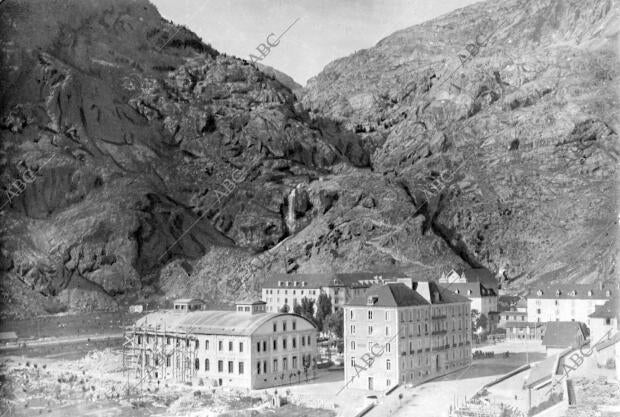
[303,0,619,292]
[0,0,617,317]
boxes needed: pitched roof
[174,298,204,304]
[542,321,587,348]
[449,282,497,297]
[433,282,472,304]
[458,268,499,289]
[528,284,613,300]
[262,271,409,289]
[134,311,315,336]
[589,298,618,319]
[347,283,430,307]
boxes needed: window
[387,379,391,387]
[205,340,209,350]
[386,359,391,370]
[218,341,223,351]
[283,338,287,349]
[385,311,390,321]
[283,357,288,370]
[257,342,261,352]
[228,361,233,373]
[283,321,287,331]
[292,320,296,330]
[218,360,223,372]
[166,356,171,367]
[195,358,200,370]
[292,337,297,348]
[606,318,612,325]
[292,356,298,369]
[239,342,244,352]
[195,340,199,349]
[205,359,210,371]
[307,335,311,345]
[351,341,356,350]
[257,361,261,375]
[302,336,305,347]
[263,341,267,351]
[273,359,278,372]
[273,339,277,351]
[166,337,171,345]
[368,326,373,335]
[386,343,391,353]
[351,357,356,367]
[229,341,233,351]
[239,362,244,374]
[386,326,390,336]
[368,311,373,320]
[273,323,277,332]
[351,325,356,334]
[350,310,354,320]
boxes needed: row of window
[264,289,318,295]
[256,355,307,374]
[256,334,312,352]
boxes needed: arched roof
[134,311,315,336]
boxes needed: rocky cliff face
[302,0,619,291]
[0,0,618,317]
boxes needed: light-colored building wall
[527,297,608,325]
[589,316,617,366]
[262,286,321,313]
[344,302,471,392]
[135,315,318,389]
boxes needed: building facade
[131,300,318,389]
[261,272,408,313]
[343,281,472,392]
[439,268,499,322]
[526,284,614,325]
[588,299,618,366]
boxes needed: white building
[132,300,318,389]
[588,298,618,367]
[526,284,614,325]
[343,281,471,392]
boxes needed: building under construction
[123,299,319,390]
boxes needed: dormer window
[467,290,472,296]
[367,296,378,306]
[294,281,299,287]
[278,281,283,287]
[587,290,593,296]
[555,290,561,296]
[537,290,543,296]
[286,281,290,287]
[606,290,611,297]
[568,290,576,296]
[301,282,307,287]
[455,289,460,294]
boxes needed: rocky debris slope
[302,0,619,291]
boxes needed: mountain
[0,0,617,318]
[256,63,303,94]
[302,0,619,291]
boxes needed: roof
[134,311,315,336]
[236,299,267,305]
[0,331,18,340]
[449,282,497,298]
[346,282,471,308]
[174,298,204,304]
[262,271,409,289]
[528,284,613,300]
[347,283,430,307]
[500,311,527,316]
[589,298,618,319]
[542,321,588,348]
[458,268,499,289]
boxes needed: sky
[151,0,482,86]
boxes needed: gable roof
[347,283,430,307]
[542,321,588,348]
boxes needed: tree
[294,297,316,324]
[279,304,290,313]
[327,309,344,339]
[315,293,333,332]
[478,313,488,332]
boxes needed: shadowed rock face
[0,0,617,317]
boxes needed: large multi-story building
[343,281,472,392]
[261,272,408,313]
[588,298,618,367]
[526,283,614,325]
[131,300,318,389]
